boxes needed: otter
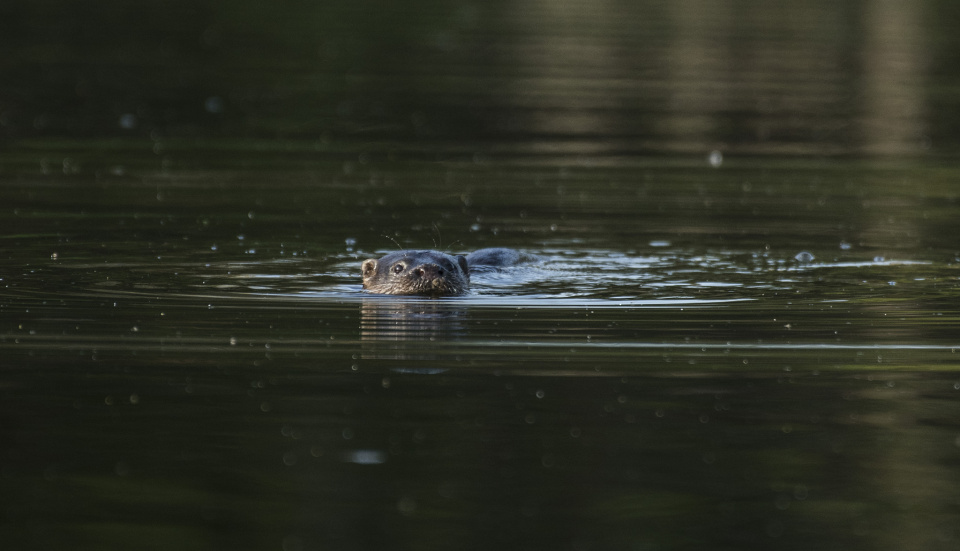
[361,248,537,296]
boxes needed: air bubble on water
[649,240,671,247]
[839,241,852,250]
[794,251,815,263]
[342,449,386,465]
[119,113,137,129]
[708,150,723,168]
[873,256,885,262]
[205,96,224,114]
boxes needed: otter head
[361,250,470,296]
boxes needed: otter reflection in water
[361,248,538,296]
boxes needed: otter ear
[361,259,378,283]
[456,255,469,277]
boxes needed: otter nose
[413,264,444,278]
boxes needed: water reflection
[359,298,467,362]
[860,0,928,155]
[2,0,951,156]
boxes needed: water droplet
[708,150,723,168]
[118,113,137,129]
[204,96,224,114]
[341,449,386,465]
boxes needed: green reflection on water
[4,0,960,155]
[4,0,960,549]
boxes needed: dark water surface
[4,0,960,550]
[4,158,960,551]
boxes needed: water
[4,0,960,549]
[4,158,960,550]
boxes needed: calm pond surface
[3,0,960,550]
[4,158,960,551]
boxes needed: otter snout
[413,263,444,279]
[413,264,449,291]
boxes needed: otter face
[361,250,469,296]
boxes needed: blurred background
[3,0,959,160]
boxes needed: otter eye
[392,263,405,274]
